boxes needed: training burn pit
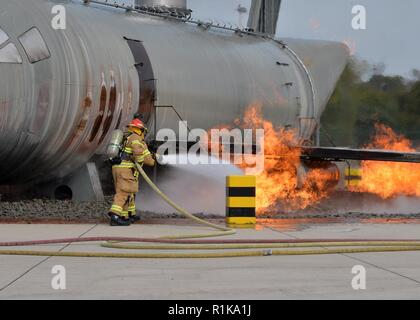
[205,105,420,216]
[205,104,340,214]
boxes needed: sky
[187,0,420,78]
[119,1,419,77]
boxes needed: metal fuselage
[0,0,349,184]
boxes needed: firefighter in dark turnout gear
[108,118,155,226]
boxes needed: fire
[211,103,336,214]
[208,106,419,213]
[356,124,420,199]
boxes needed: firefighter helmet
[127,118,147,131]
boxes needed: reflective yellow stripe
[110,205,123,214]
[345,168,362,187]
[226,217,257,225]
[226,176,256,188]
[123,147,133,154]
[131,140,143,146]
[227,197,256,208]
[136,150,151,163]
[345,168,362,176]
[121,161,133,164]
[136,156,145,163]
[113,160,135,169]
[121,211,129,218]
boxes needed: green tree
[321,60,420,148]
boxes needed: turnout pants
[110,167,138,218]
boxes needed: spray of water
[136,153,242,216]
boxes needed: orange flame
[356,124,420,199]
[211,104,336,214]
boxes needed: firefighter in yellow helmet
[108,118,156,226]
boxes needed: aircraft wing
[149,140,420,164]
[300,147,420,163]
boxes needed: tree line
[320,59,420,148]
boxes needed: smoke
[136,153,242,216]
[304,192,420,216]
[136,153,420,217]
[359,196,420,215]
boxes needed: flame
[211,103,336,214]
[356,124,420,199]
[208,107,420,213]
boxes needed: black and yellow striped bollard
[345,167,362,188]
[226,176,256,226]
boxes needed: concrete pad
[0,224,95,291]
[264,221,420,240]
[0,221,419,299]
[343,251,420,283]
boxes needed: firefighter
[108,118,156,226]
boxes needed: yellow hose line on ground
[155,231,237,239]
[1,245,420,259]
[101,241,420,250]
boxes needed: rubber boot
[109,213,131,226]
[129,212,141,224]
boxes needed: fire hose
[1,163,420,258]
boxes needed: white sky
[122,0,420,77]
[188,0,420,77]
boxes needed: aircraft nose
[284,38,350,118]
